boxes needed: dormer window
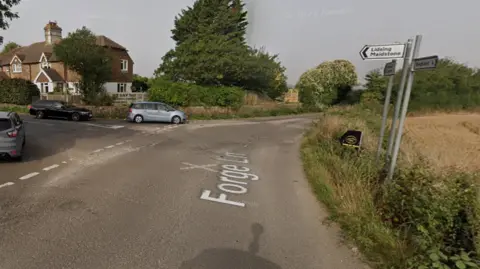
[10,55,22,73]
[40,53,50,69]
[12,62,22,73]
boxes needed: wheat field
[402,113,480,173]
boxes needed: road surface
[0,115,368,269]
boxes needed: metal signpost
[361,36,438,182]
[386,36,439,181]
[375,60,396,164]
[385,39,414,166]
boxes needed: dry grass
[402,113,480,173]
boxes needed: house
[0,21,134,94]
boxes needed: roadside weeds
[301,106,480,269]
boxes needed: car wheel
[171,116,181,124]
[36,111,44,119]
[134,115,143,123]
[71,113,80,121]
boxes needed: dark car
[0,111,26,161]
[28,100,93,121]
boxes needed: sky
[1,0,478,85]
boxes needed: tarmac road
[0,115,368,269]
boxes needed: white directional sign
[413,55,438,70]
[383,61,396,76]
[360,44,406,60]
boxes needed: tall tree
[1,41,20,53]
[53,27,112,104]
[0,0,22,44]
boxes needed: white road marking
[125,140,132,143]
[181,162,218,172]
[19,172,40,180]
[62,161,67,164]
[104,145,115,149]
[115,142,124,146]
[83,123,124,129]
[43,164,59,171]
[200,190,245,207]
[92,149,104,153]
[0,182,14,189]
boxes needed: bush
[148,78,244,108]
[301,106,480,269]
[0,79,40,105]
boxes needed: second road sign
[360,44,406,60]
[383,61,396,76]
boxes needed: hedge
[148,79,244,108]
[0,79,40,105]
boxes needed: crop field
[403,113,480,172]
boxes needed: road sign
[360,44,406,60]
[413,55,438,70]
[383,61,397,76]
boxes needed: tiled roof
[0,35,127,66]
[43,68,64,82]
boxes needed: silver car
[127,101,187,124]
[0,111,26,161]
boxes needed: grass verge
[301,105,480,269]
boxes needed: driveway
[0,115,367,269]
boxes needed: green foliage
[301,106,480,269]
[361,58,480,111]
[53,27,112,105]
[0,78,39,105]
[0,0,21,44]
[132,74,150,92]
[1,41,20,53]
[148,78,244,108]
[156,0,287,100]
[296,59,358,107]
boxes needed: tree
[156,0,288,100]
[361,68,388,104]
[0,0,22,45]
[1,41,20,53]
[132,74,150,92]
[53,27,112,104]
[296,60,358,107]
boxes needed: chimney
[44,21,62,44]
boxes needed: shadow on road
[179,223,282,269]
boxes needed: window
[130,103,144,109]
[0,119,12,131]
[117,83,126,93]
[145,103,156,110]
[156,103,167,111]
[120,59,128,72]
[41,83,49,93]
[41,60,50,69]
[12,63,22,73]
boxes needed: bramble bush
[0,78,40,105]
[148,78,244,108]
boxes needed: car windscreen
[0,119,12,131]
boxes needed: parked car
[28,100,93,121]
[127,101,187,124]
[0,111,26,161]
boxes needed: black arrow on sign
[360,46,369,60]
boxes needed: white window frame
[117,83,126,93]
[12,63,22,73]
[41,83,49,93]
[120,59,128,72]
[41,60,50,69]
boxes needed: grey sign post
[387,35,425,181]
[375,60,397,164]
[385,39,414,165]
